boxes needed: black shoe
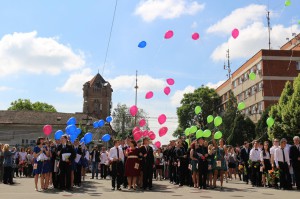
[179,184,183,187]
[117,187,122,191]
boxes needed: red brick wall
[263,80,292,96]
[262,60,299,76]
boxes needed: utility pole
[224,49,231,79]
[134,70,138,126]
[267,10,271,50]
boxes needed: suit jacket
[290,145,300,166]
[90,149,100,162]
[140,145,154,165]
[57,144,75,163]
[240,147,250,163]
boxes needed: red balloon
[142,130,149,137]
[166,78,175,85]
[164,30,174,39]
[43,125,52,136]
[145,91,154,99]
[192,32,200,40]
[132,126,140,134]
[154,141,161,148]
[232,28,239,39]
[159,127,168,137]
[139,119,146,127]
[130,105,138,116]
[133,131,142,141]
[149,133,156,140]
[164,86,171,95]
[158,114,167,125]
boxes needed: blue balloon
[66,124,76,135]
[70,133,77,143]
[66,117,76,125]
[93,121,99,129]
[80,137,85,144]
[84,132,93,144]
[106,116,113,123]
[138,41,147,48]
[102,134,111,142]
[98,119,105,127]
[54,130,64,140]
[76,128,82,136]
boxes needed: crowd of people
[0,134,299,192]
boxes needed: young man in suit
[73,139,83,187]
[109,140,124,191]
[57,135,75,190]
[90,146,100,179]
[240,141,250,184]
[290,136,300,190]
[140,138,154,190]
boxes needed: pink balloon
[149,133,156,140]
[164,30,174,39]
[232,28,239,39]
[166,78,175,85]
[130,105,138,116]
[139,119,146,127]
[145,91,154,99]
[159,127,168,137]
[142,130,149,137]
[132,126,140,134]
[158,114,167,125]
[164,86,171,95]
[154,141,161,148]
[192,32,200,40]
[43,125,52,136]
[133,131,142,141]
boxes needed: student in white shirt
[100,147,108,179]
[109,140,124,190]
[249,140,261,187]
[274,138,292,190]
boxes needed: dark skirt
[191,160,198,172]
[125,157,140,177]
[33,161,43,175]
[263,159,272,173]
[228,162,236,169]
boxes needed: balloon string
[101,0,119,76]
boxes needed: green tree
[228,114,256,146]
[112,103,148,139]
[269,80,296,140]
[175,86,220,137]
[255,107,271,141]
[8,99,57,112]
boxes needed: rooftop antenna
[267,10,271,50]
[134,70,138,125]
[224,49,231,79]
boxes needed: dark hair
[143,137,149,144]
[263,141,270,157]
[36,137,44,145]
[190,142,196,150]
[113,140,119,144]
[130,140,137,147]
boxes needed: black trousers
[3,166,13,184]
[59,162,72,189]
[278,162,292,189]
[100,164,107,179]
[251,162,260,186]
[198,161,208,188]
[74,164,82,186]
[168,163,175,182]
[111,162,123,188]
[143,163,153,189]
[292,162,300,189]
[243,162,250,182]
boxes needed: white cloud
[0,86,12,91]
[134,0,205,22]
[108,75,165,92]
[57,68,93,94]
[211,23,300,61]
[205,80,225,89]
[0,31,85,77]
[170,85,195,107]
[191,21,198,29]
[207,4,267,34]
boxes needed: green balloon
[238,102,246,111]
[185,139,190,147]
[196,130,203,139]
[214,116,223,127]
[249,72,256,80]
[184,128,190,136]
[266,117,275,127]
[203,129,211,138]
[190,126,197,134]
[285,0,291,6]
[298,20,300,25]
[207,115,214,123]
[195,106,202,115]
[214,131,223,140]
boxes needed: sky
[0,0,299,144]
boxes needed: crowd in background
[0,134,299,192]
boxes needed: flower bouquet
[267,169,280,186]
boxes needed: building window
[26,139,28,144]
[258,82,263,91]
[244,73,248,81]
[233,80,237,88]
[257,62,262,70]
[239,76,243,84]
[296,61,300,70]
[251,85,257,95]
[252,105,257,114]
[258,102,263,113]
[22,139,24,144]
[245,89,250,98]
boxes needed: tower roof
[88,73,107,87]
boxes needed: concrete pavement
[0,175,299,199]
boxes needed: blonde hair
[208,144,214,155]
[3,144,9,152]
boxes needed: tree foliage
[8,99,57,112]
[175,86,220,137]
[255,106,271,141]
[269,75,300,140]
[112,103,148,139]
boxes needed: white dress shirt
[260,150,270,161]
[274,147,290,167]
[270,146,279,155]
[109,146,124,162]
[100,151,108,164]
[249,148,261,162]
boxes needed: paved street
[0,175,299,199]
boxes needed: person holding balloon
[212,135,227,190]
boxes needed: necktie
[282,148,286,163]
[255,149,258,151]
[117,148,119,159]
